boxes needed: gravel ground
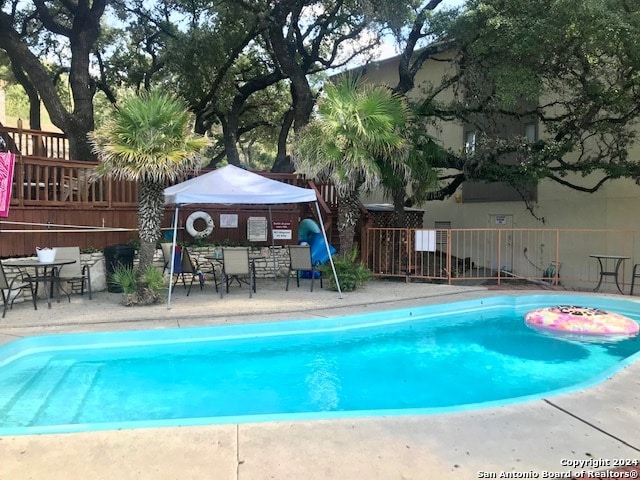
[0,278,491,332]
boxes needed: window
[524,122,537,142]
[464,131,476,153]
[461,118,538,203]
[434,221,451,246]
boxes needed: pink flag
[0,152,15,217]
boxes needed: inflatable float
[525,305,639,337]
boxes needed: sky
[372,0,468,61]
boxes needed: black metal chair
[172,247,217,296]
[630,264,640,295]
[0,262,37,318]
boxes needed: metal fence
[363,227,640,294]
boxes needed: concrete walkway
[1,279,639,479]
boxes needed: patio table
[2,258,76,308]
[589,254,629,294]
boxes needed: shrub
[110,265,165,305]
[141,265,165,293]
[110,265,137,295]
[319,246,371,292]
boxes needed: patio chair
[54,246,92,300]
[172,246,216,296]
[220,247,255,298]
[286,245,322,292]
[0,262,37,317]
[630,263,640,295]
[160,242,173,274]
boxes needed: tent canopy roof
[164,165,317,205]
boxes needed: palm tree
[293,75,410,254]
[89,91,211,299]
[378,126,450,227]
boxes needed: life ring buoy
[186,211,214,238]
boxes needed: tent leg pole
[167,205,180,309]
[268,205,277,279]
[314,201,342,298]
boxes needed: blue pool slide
[298,218,336,265]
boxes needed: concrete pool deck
[0,279,639,479]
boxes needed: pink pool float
[524,305,639,337]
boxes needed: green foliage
[443,0,640,185]
[294,75,410,194]
[213,238,248,247]
[319,247,372,292]
[110,265,138,295]
[294,75,410,253]
[90,90,212,275]
[109,265,165,304]
[5,84,29,119]
[378,122,450,216]
[141,265,165,293]
[90,90,212,183]
[127,238,141,251]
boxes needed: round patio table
[2,258,76,309]
[589,254,629,294]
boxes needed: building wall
[358,55,640,233]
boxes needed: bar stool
[631,264,640,295]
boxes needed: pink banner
[0,152,15,218]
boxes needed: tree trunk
[271,108,295,173]
[266,5,315,162]
[392,189,407,227]
[137,180,165,274]
[337,189,361,255]
[67,118,96,161]
[0,2,104,161]
[219,115,241,166]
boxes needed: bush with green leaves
[110,265,165,305]
[110,265,138,295]
[319,246,371,292]
[141,265,165,293]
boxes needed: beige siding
[357,55,640,234]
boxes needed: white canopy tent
[163,164,342,307]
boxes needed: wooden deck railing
[9,154,324,208]
[12,156,112,206]
[1,125,70,160]
[1,139,340,256]
[364,227,640,293]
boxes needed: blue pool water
[1,294,639,435]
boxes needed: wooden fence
[2,151,339,257]
[363,227,640,294]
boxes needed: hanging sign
[220,213,238,228]
[247,216,268,241]
[415,229,437,252]
[272,221,292,240]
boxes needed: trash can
[104,244,135,293]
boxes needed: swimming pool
[0,294,639,435]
